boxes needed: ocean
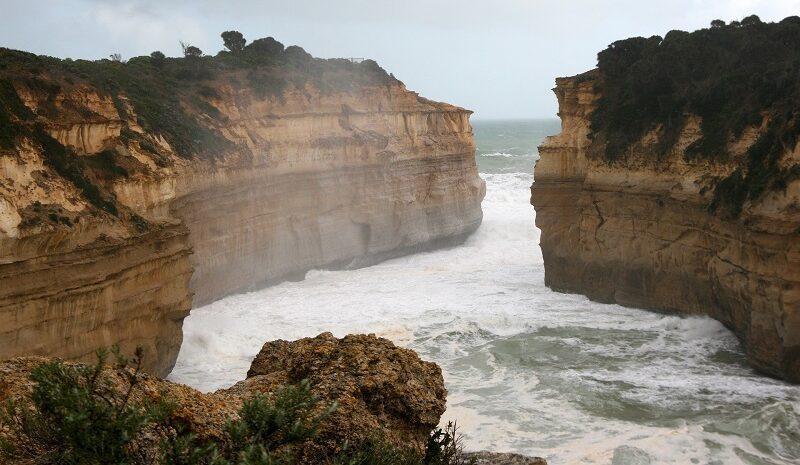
[169,119,800,465]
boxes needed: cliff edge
[532,17,800,381]
[0,40,485,375]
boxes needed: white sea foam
[170,171,800,465]
[481,152,517,158]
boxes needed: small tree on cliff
[221,30,247,53]
[741,15,763,27]
[180,41,203,58]
[150,51,166,67]
[186,46,203,57]
[245,37,285,56]
[185,46,203,58]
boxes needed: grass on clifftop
[0,348,473,465]
[590,15,800,216]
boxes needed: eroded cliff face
[532,71,800,381]
[0,53,484,376]
[161,85,484,305]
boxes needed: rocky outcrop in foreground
[231,332,448,454]
[533,25,800,381]
[0,43,485,375]
[0,333,546,464]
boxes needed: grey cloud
[2,0,800,118]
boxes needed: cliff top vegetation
[0,32,397,159]
[589,15,800,216]
[0,32,398,225]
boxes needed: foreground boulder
[226,332,447,456]
[0,334,451,463]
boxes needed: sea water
[169,119,800,465]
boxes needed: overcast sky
[2,0,799,119]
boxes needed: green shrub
[0,346,156,464]
[33,127,119,215]
[0,78,34,149]
[60,57,232,159]
[217,380,336,464]
[332,422,474,465]
[424,422,473,465]
[331,437,424,465]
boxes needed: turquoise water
[171,119,800,465]
[473,119,560,173]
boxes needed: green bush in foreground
[332,423,473,465]
[0,346,156,464]
[0,348,473,465]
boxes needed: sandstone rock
[0,52,485,376]
[226,332,447,457]
[532,71,800,381]
[0,225,193,376]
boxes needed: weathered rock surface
[532,71,800,381]
[167,86,485,305]
[0,51,485,376]
[230,332,447,456]
[0,224,193,377]
[0,334,450,462]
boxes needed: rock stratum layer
[0,46,485,376]
[533,70,800,381]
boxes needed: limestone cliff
[533,69,800,381]
[0,44,485,376]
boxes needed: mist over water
[169,119,800,465]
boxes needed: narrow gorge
[533,19,800,382]
[0,44,485,376]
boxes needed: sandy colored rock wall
[0,65,484,375]
[0,225,192,376]
[166,99,484,304]
[532,71,800,381]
